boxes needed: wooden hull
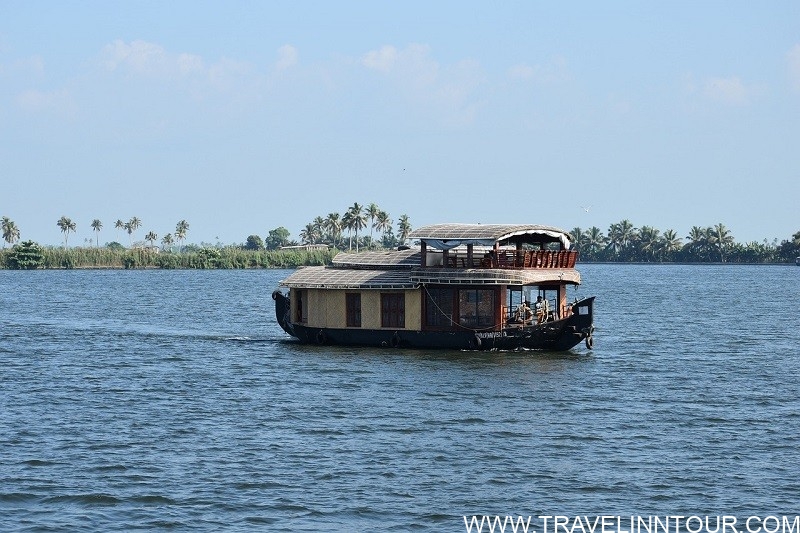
[273,291,594,352]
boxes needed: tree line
[570,220,800,263]
[3,211,799,268]
[245,202,412,252]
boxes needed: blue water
[1,265,798,531]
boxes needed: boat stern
[272,290,296,337]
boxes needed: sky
[1,1,799,247]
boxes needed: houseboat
[272,223,595,351]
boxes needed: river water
[1,265,798,531]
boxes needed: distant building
[279,244,330,252]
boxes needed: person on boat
[515,301,533,323]
[535,296,549,323]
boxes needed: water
[1,265,798,531]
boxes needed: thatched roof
[279,266,416,289]
[279,265,581,289]
[331,249,419,269]
[409,223,572,249]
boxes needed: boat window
[425,288,454,327]
[381,293,405,328]
[346,293,361,327]
[459,289,495,328]
[296,289,308,323]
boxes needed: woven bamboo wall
[304,289,421,330]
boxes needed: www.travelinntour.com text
[462,515,800,533]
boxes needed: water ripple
[1,266,799,530]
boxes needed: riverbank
[0,245,338,270]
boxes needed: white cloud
[178,53,204,75]
[101,39,169,75]
[360,44,483,126]
[275,45,298,71]
[788,44,800,91]
[361,45,398,73]
[508,56,568,83]
[16,88,73,114]
[703,76,748,105]
[361,43,437,85]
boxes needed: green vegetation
[0,208,798,270]
[571,221,800,263]
[0,245,337,270]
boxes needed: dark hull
[273,291,594,351]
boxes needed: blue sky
[2,1,799,246]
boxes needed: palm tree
[583,226,607,259]
[90,219,102,247]
[2,217,21,248]
[300,223,318,244]
[114,219,125,242]
[376,210,392,247]
[397,214,412,245]
[712,223,734,262]
[312,216,325,243]
[145,231,158,248]
[324,212,342,248]
[128,217,141,243]
[175,220,189,251]
[161,233,174,251]
[124,222,134,247]
[366,203,380,249]
[660,229,682,261]
[569,227,585,251]
[346,203,367,252]
[637,225,660,261]
[56,216,76,248]
[686,226,708,261]
[341,211,354,251]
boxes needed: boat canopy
[279,265,580,289]
[409,223,572,250]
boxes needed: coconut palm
[375,210,392,247]
[56,216,76,248]
[128,217,141,242]
[366,203,380,249]
[583,226,607,259]
[114,219,125,242]
[637,225,660,261]
[569,227,585,251]
[161,233,174,251]
[2,217,20,248]
[312,217,325,243]
[90,219,102,247]
[351,204,367,252]
[145,231,158,248]
[324,212,342,248]
[711,223,734,262]
[606,219,637,259]
[660,229,682,260]
[175,220,189,251]
[344,203,366,252]
[685,226,709,261]
[300,223,319,245]
[397,214,412,245]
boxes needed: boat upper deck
[279,223,582,290]
[409,222,577,270]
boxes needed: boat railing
[441,249,578,269]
